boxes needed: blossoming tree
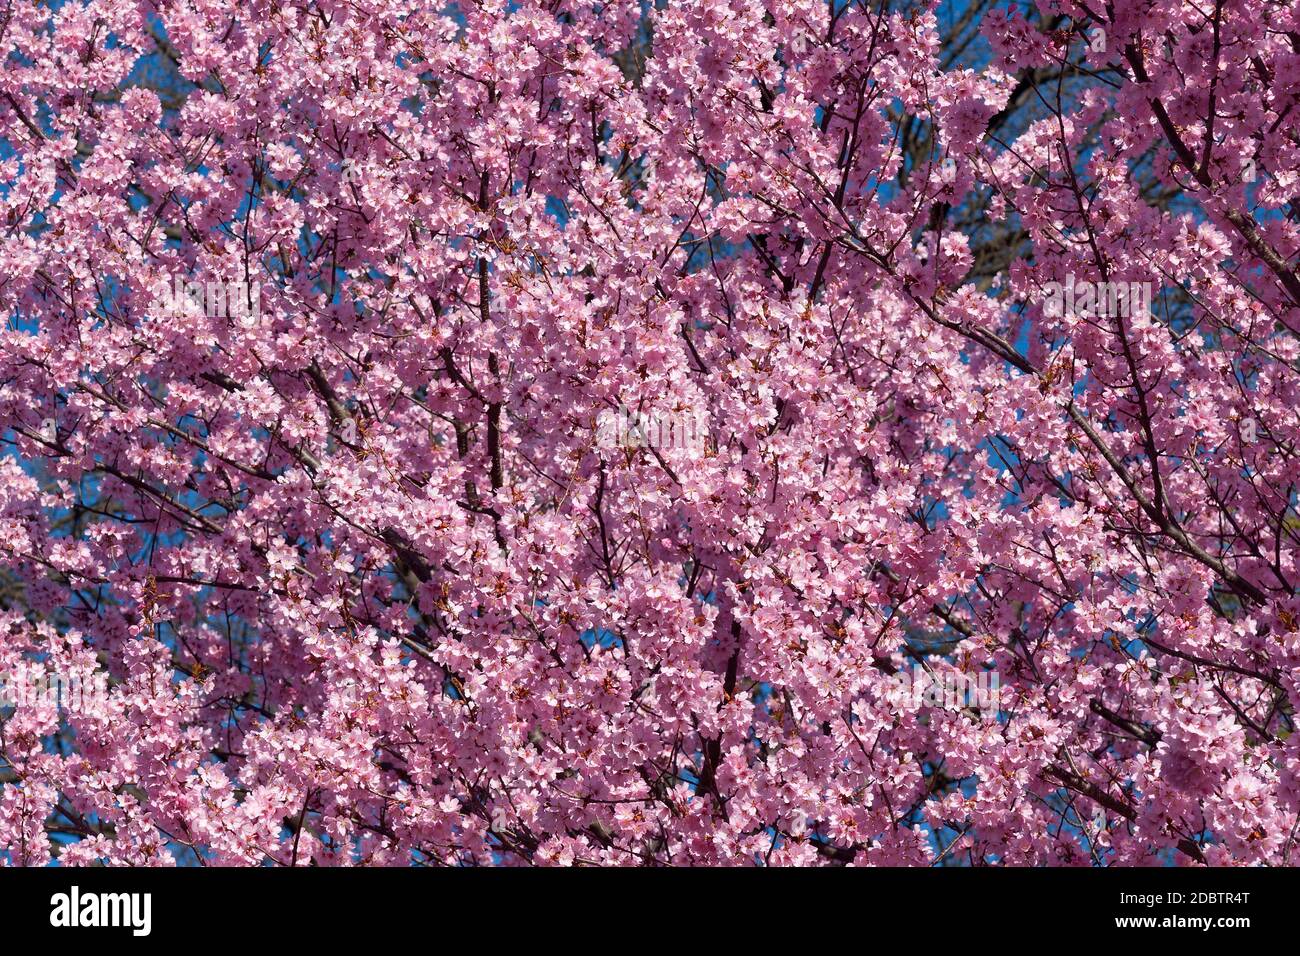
[1,0,1298,865]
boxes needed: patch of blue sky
[581,628,622,651]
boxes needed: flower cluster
[0,0,1297,866]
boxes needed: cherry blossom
[1,0,1298,866]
